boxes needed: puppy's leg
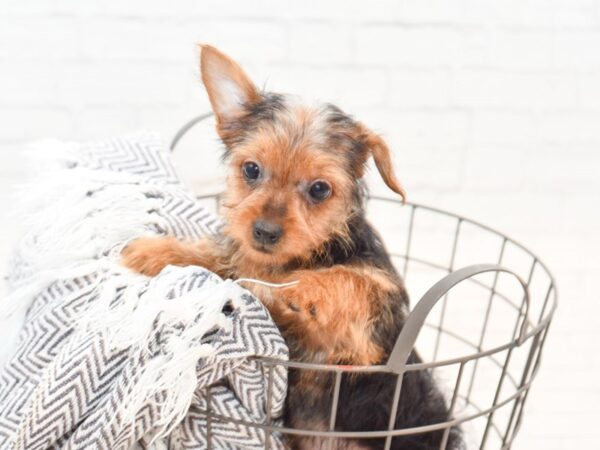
[121,236,222,276]
[263,265,400,365]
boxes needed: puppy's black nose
[253,220,283,245]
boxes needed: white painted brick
[400,0,472,24]
[524,146,600,194]
[0,108,74,141]
[80,19,193,63]
[400,0,505,26]
[483,0,556,27]
[79,19,287,65]
[283,0,555,24]
[470,111,536,145]
[356,27,462,67]
[288,22,354,65]
[419,192,568,237]
[0,61,58,106]
[360,110,470,148]
[557,192,600,235]
[579,72,600,108]
[401,0,572,27]
[201,0,395,22]
[356,26,490,68]
[0,148,27,178]
[361,111,469,191]
[365,144,466,194]
[0,3,599,449]
[554,31,600,69]
[191,0,394,23]
[553,0,600,27]
[93,0,194,18]
[326,68,389,109]
[263,66,388,108]
[3,0,68,16]
[184,20,288,65]
[454,30,490,68]
[0,16,83,60]
[389,70,450,107]
[539,111,600,144]
[137,105,213,144]
[181,0,294,20]
[54,62,191,107]
[285,0,400,22]
[451,70,578,109]
[176,0,401,23]
[97,0,390,21]
[462,145,527,192]
[488,30,553,69]
[71,108,140,140]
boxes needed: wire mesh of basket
[172,115,557,450]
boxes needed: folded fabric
[0,133,288,450]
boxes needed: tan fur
[118,46,417,450]
[261,265,396,365]
[360,125,407,201]
[121,236,224,277]
[221,117,356,273]
[122,45,405,369]
[199,44,261,127]
[123,236,397,366]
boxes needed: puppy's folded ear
[199,44,261,126]
[361,127,407,202]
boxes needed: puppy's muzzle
[253,220,283,247]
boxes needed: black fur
[219,92,287,152]
[224,94,462,449]
[283,213,462,449]
[221,96,370,179]
[322,103,371,178]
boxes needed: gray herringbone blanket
[0,133,288,450]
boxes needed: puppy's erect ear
[199,44,261,125]
[362,127,407,201]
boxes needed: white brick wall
[1,1,599,448]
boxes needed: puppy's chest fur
[120,43,462,449]
[217,213,412,444]
[222,212,409,364]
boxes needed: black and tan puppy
[122,45,461,450]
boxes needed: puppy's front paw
[277,280,319,321]
[121,237,178,276]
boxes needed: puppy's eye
[242,161,261,182]
[308,181,331,202]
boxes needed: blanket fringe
[77,269,246,442]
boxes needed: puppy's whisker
[235,278,299,288]
[220,201,238,209]
[122,44,460,450]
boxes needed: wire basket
[173,116,557,450]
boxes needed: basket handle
[170,112,214,152]
[386,264,531,374]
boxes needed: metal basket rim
[174,115,557,372]
[192,195,556,372]
[173,114,557,448]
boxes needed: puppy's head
[199,45,405,267]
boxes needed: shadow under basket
[173,115,557,450]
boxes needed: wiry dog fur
[122,45,462,450]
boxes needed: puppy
[122,45,461,450]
